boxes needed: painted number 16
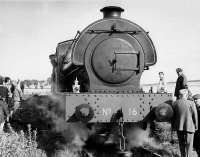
[128,108,137,116]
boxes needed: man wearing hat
[193,94,200,157]
[0,96,9,132]
[172,89,198,157]
[174,68,188,100]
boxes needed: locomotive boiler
[49,6,173,151]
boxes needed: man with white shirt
[157,72,167,93]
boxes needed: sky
[0,0,200,84]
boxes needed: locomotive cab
[50,40,89,93]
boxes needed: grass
[0,124,87,157]
[1,121,198,157]
[150,122,198,157]
[0,124,46,157]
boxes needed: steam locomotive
[49,6,173,151]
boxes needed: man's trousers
[177,131,194,157]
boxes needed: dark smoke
[9,94,94,157]
[127,126,172,157]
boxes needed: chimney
[100,6,124,18]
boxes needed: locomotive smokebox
[100,6,124,18]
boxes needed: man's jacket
[172,98,198,133]
[174,74,188,98]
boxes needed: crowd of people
[0,77,24,132]
[156,68,200,157]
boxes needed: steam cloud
[9,94,94,157]
[126,126,172,157]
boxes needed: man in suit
[193,94,200,157]
[0,79,9,104]
[3,77,12,110]
[174,68,188,100]
[172,89,198,157]
[0,96,9,132]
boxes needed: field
[24,88,51,96]
[0,128,82,157]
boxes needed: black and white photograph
[0,0,200,157]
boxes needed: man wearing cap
[0,79,8,104]
[172,89,198,157]
[174,68,188,100]
[3,77,12,110]
[193,94,200,157]
[0,96,9,132]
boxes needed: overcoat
[0,100,9,123]
[172,98,198,133]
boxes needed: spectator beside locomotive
[193,94,200,157]
[11,81,23,112]
[0,78,9,132]
[0,76,3,85]
[0,79,8,104]
[157,72,167,93]
[17,80,22,92]
[174,68,188,100]
[20,81,25,94]
[3,77,13,107]
[172,89,198,157]
[0,96,9,132]
[149,86,153,93]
